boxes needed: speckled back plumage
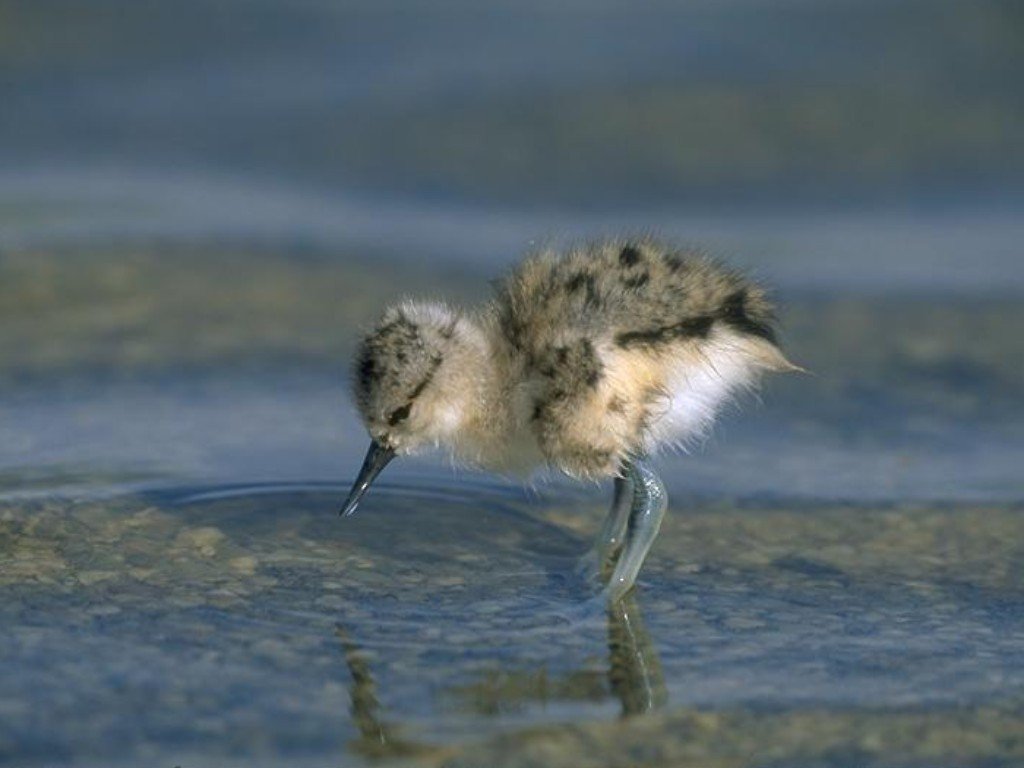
[487,238,791,478]
[494,238,776,356]
[350,237,795,481]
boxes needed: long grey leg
[604,456,668,604]
[577,473,634,580]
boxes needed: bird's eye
[388,403,412,426]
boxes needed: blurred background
[3,3,1024,766]
[1,0,1023,497]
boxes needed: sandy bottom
[3,482,1022,767]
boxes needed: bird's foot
[600,576,637,606]
[574,547,611,584]
[576,543,627,587]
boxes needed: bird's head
[340,301,482,515]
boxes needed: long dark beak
[339,440,396,517]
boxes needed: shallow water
[1,203,1023,768]
[1,244,1023,765]
[5,480,1024,768]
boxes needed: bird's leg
[598,474,635,578]
[577,473,634,581]
[604,456,668,604]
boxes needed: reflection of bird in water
[335,626,447,762]
[336,594,666,757]
[607,594,666,716]
[341,237,797,602]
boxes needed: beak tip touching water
[339,440,396,517]
[338,499,360,517]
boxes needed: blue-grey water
[2,2,1024,766]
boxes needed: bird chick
[341,238,798,603]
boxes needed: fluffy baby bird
[341,238,797,603]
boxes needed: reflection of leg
[336,627,456,761]
[607,593,667,716]
[336,626,392,748]
[578,473,634,580]
[605,457,667,604]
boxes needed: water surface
[2,248,1023,767]
[5,480,1023,767]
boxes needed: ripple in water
[3,481,1024,766]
